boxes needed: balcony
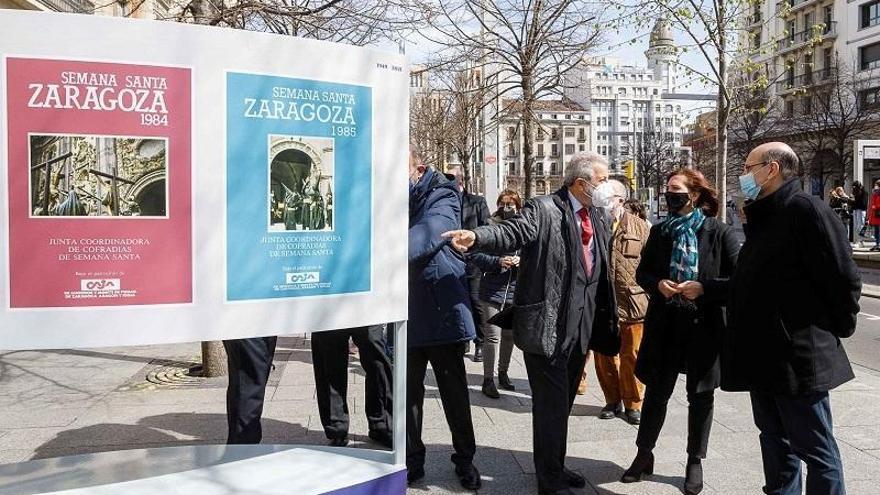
[776,67,837,93]
[776,22,837,52]
[40,0,94,13]
[577,134,587,142]
[776,0,820,13]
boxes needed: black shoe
[598,403,623,419]
[562,467,586,488]
[328,436,349,447]
[498,371,515,391]
[368,429,393,449]
[624,409,641,425]
[482,378,500,399]
[684,457,703,495]
[406,465,425,485]
[621,450,654,483]
[455,463,482,490]
[473,345,483,362]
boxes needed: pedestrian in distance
[621,169,739,495]
[869,180,880,251]
[444,151,620,495]
[407,149,481,490]
[470,189,523,398]
[724,142,860,495]
[593,180,649,426]
[852,181,868,239]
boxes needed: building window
[551,128,559,139]
[537,126,545,140]
[655,104,661,112]
[564,127,575,137]
[862,0,880,29]
[824,5,833,27]
[860,87,880,110]
[665,105,673,112]
[787,20,796,42]
[508,162,517,175]
[619,87,627,96]
[565,144,575,155]
[824,48,834,77]
[802,95,813,114]
[551,143,559,157]
[665,132,674,141]
[861,41,880,70]
[579,144,586,151]
[506,126,516,140]
[665,117,673,127]
[655,117,661,126]
[785,100,795,117]
[621,119,630,126]
[653,89,658,95]
[537,143,544,156]
[551,162,560,174]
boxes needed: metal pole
[392,320,408,467]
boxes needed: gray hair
[608,179,628,199]
[564,151,608,186]
[762,145,799,179]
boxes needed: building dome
[649,18,674,48]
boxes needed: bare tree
[609,0,794,221]
[410,79,454,170]
[174,0,433,45]
[634,124,678,205]
[424,0,602,198]
[790,63,880,197]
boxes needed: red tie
[577,207,593,277]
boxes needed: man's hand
[442,230,476,252]
[677,280,704,301]
[658,279,680,299]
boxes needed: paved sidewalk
[1,337,880,494]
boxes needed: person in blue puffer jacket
[406,148,481,490]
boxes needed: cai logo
[80,278,121,291]
[285,272,320,284]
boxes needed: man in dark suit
[725,142,860,495]
[447,167,491,361]
[444,151,620,495]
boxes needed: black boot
[481,378,500,399]
[473,344,483,362]
[684,456,703,495]
[498,371,515,391]
[620,450,654,483]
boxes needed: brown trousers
[594,321,645,410]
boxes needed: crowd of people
[219,141,861,495]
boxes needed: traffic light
[623,160,635,190]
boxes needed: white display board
[0,10,409,350]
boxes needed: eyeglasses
[743,161,769,173]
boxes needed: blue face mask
[739,163,769,201]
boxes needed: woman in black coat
[621,169,739,495]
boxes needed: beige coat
[609,210,650,322]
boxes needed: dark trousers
[636,367,714,458]
[467,269,484,344]
[406,342,476,470]
[750,391,845,495]
[523,346,588,491]
[311,325,393,440]
[224,337,278,444]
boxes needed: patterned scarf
[661,208,705,283]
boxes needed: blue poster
[226,72,372,300]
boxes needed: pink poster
[5,58,192,308]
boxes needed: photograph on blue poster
[226,71,371,301]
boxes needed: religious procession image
[268,134,335,232]
[29,134,167,218]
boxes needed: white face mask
[590,182,616,210]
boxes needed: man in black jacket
[448,167,491,361]
[444,151,620,495]
[725,142,860,495]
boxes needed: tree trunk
[521,75,535,199]
[716,48,729,223]
[200,341,228,377]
